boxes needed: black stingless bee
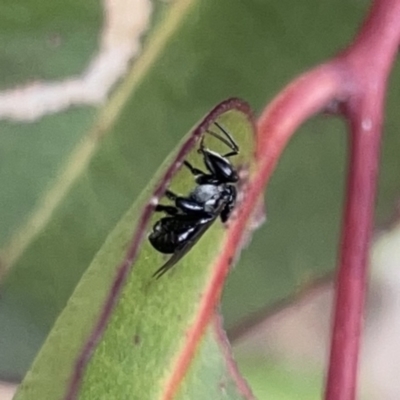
[148,122,240,278]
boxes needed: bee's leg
[154,204,178,216]
[163,190,197,214]
[183,160,205,177]
[183,160,213,185]
[220,186,237,223]
[165,190,179,201]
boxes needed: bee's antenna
[206,121,239,155]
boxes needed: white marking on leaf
[0,0,152,121]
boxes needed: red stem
[325,103,383,400]
[325,1,400,398]
[226,1,400,399]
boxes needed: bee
[148,122,239,278]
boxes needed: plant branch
[224,1,400,399]
[325,1,400,398]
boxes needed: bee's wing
[152,217,216,279]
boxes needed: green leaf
[13,101,257,399]
[235,356,320,400]
[2,0,400,387]
[174,317,254,400]
[0,0,101,88]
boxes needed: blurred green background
[1,0,399,398]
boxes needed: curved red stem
[325,1,400,399]
[247,1,400,399]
